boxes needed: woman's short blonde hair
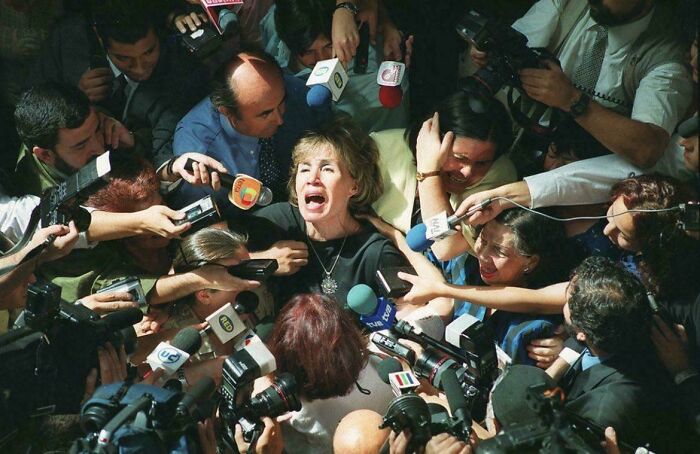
[288,114,383,215]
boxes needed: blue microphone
[306,85,332,108]
[406,223,432,252]
[347,284,396,332]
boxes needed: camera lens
[414,348,457,388]
[248,372,301,418]
[382,394,432,446]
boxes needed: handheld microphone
[183,159,273,209]
[377,357,403,384]
[347,284,396,332]
[146,327,202,376]
[306,58,349,108]
[204,303,247,344]
[371,332,416,365]
[388,370,420,397]
[377,61,406,109]
[199,0,242,35]
[176,376,216,418]
[405,198,493,252]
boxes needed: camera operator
[471,0,692,170]
[560,256,696,452]
[8,82,231,257]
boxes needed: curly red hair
[85,155,159,213]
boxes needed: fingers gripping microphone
[377,61,406,109]
[347,284,396,332]
[306,58,349,108]
[146,327,202,376]
[406,199,493,252]
[183,159,273,209]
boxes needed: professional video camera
[72,377,216,454]
[456,10,561,135]
[0,281,142,445]
[476,384,629,453]
[218,342,301,451]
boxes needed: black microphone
[177,376,216,417]
[146,327,203,376]
[377,357,403,385]
[94,307,143,331]
[441,367,471,439]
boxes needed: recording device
[347,284,397,332]
[456,10,559,134]
[205,302,247,344]
[96,276,147,308]
[146,327,203,377]
[354,21,370,74]
[680,201,700,232]
[475,384,631,453]
[376,265,415,298]
[75,377,216,452]
[377,60,405,109]
[183,158,273,209]
[174,195,221,231]
[235,291,259,316]
[647,291,675,329]
[371,332,417,365]
[40,151,112,231]
[180,1,242,59]
[0,281,142,443]
[227,259,278,281]
[306,58,349,108]
[223,373,301,445]
[446,314,498,381]
[406,198,493,252]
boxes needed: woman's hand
[651,315,691,375]
[139,205,190,238]
[134,306,169,336]
[173,12,209,33]
[454,189,506,226]
[166,152,229,190]
[527,325,566,369]
[79,291,139,314]
[397,272,447,305]
[250,241,308,276]
[332,5,359,64]
[416,112,453,174]
[196,264,261,292]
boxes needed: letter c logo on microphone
[158,347,182,364]
[218,314,235,333]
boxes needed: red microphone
[377,61,406,109]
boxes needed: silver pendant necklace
[307,235,348,295]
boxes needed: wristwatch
[416,170,441,182]
[334,1,358,15]
[569,92,591,118]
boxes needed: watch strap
[569,92,591,118]
[334,2,358,15]
[416,170,441,182]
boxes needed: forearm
[441,281,567,314]
[87,211,148,242]
[418,179,467,260]
[147,270,208,305]
[576,101,669,169]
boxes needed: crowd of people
[0,0,698,453]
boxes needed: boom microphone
[347,284,396,332]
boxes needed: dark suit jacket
[562,354,696,453]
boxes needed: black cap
[491,365,556,429]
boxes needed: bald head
[211,50,287,138]
[333,409,390,454]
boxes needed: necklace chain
[306,235,348,294]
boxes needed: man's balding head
[333,409,390,454]
[211,49,287,138]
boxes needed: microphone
[441,367,472,439]
[370,332,417,365]
[183,159,273,209]
[388,370,420,396]
[146,327,202,376]
[204,303,247,344]
[93,307,144,332]
[306,58,349,108]
[177,376,216,418]
[377,61,406,109]
[346,284,396,332]
[199,0,241,35]
[405,198,493,252]
[377,357,403,384]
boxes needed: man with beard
[471,0,692,170]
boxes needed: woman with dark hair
[245,115,409,307]
[262,293,394,452]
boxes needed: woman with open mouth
[244,115,409,308]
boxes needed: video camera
[456,10,560,135]
[72,377,216,454]
[0,281,142,445]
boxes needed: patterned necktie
[573,25,608,91]
[258,138,284,201]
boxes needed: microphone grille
[377,357,403,384]
[346,284,377,315]
[171,327,203,354]
[307,85,332,108]
[257,186,273,206]
[405,223,431,252]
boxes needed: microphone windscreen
[171,327,203,354]
[307,85,332,108]
[257,186,273,206]
[378,85,403,109]
[405,223,432,252]
[100,307,144,330]
[218,8,238,34]
[236,291,259,314]
[377,357,403,384]
[678,116,698,139]
[346,284,377,315]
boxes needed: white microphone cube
[205,303,247,344]
[425,211,457,242]
[377,61,406,87]
[389,371,419,396]
[306,58,348,102]
[147,342,191,376]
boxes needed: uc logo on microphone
[158,348,182,364]
[219,314,235,333]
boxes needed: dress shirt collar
[107,57,139,90]
[582,6,654,54]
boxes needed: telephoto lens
[247,372,302,419]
